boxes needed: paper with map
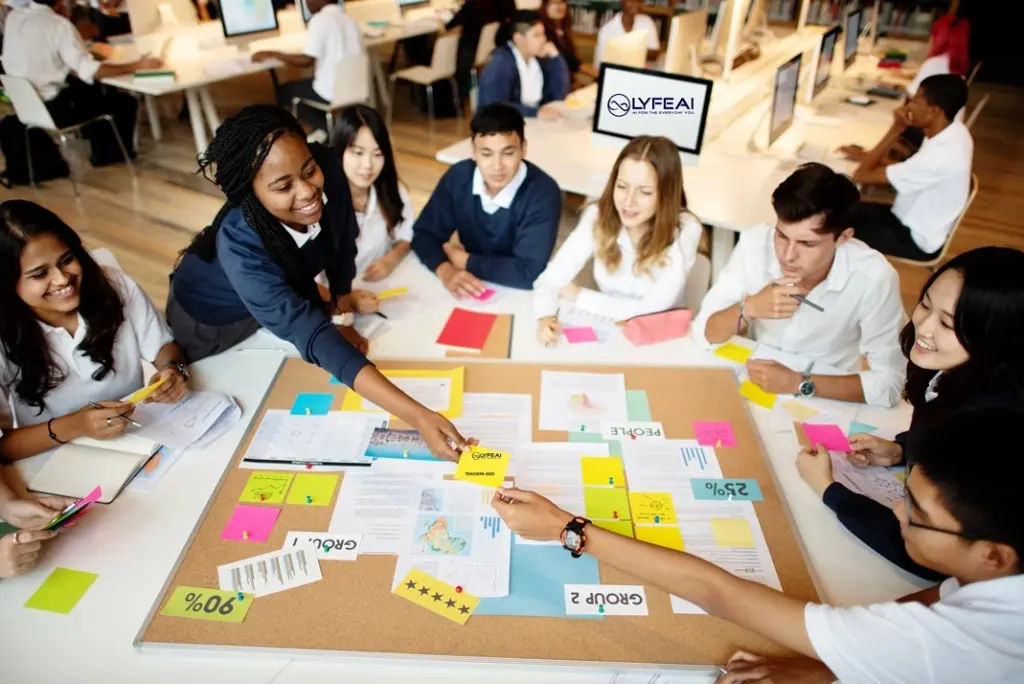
[538,371,628,432]
[391,480,511,597]
[329,472,441,554]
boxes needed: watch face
[564,529,582,550]
[799,381,815,396]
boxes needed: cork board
[136,358,819,668]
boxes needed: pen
[242,458,373,467]
[89,402,143,428]
[789,293,825,312]
[375,311,389,320]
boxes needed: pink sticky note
[221,504,280,542]
[801,423,851,452]
[474,288,497,302]
[563,326,599,344]
[692,421,737,448]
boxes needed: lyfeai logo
[607,93,697,117]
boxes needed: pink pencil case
[620,308,693,346]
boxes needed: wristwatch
[560,516,591,558]
[163,360,190,381]
[798,371,815,397]
[332,312,355,327]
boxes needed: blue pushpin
[237,592,244,601]
[654,515,660,524]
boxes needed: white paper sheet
[241,409,386,468]
[328,472,441,554]
[128,392,240,451]
[452,393,532,455]
[831,453,905,510]
[538,370,629,432]
[360,376,452,413]
[218,545,323,597]
[564,584,649,616]
[622,440,723,504]
[282,532,362,561]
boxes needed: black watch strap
[560,516,591,558]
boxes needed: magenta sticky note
[221,504,280,542]
[802,423,851,452]
[563,326,599,344]
[475,288,497,302]
[692,421,737,448]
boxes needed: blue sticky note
[568,431,622,457]
[691,478,764,502]
[626,390,652,421]
[290,393,334,416]
[328,376,344,385]
[849,420,878,436]
[475,540,601,618]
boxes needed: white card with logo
[564,584,649,616]
[283,531,362,561]
[600,421,665,441]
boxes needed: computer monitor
[220,0,279,42]
[743,0,768,37]
[702,0,735,65]
[602,29,649,69]
[843,7,862,71]
[806,24,840,102]
[665,10,708,76]
[769,53,801,147]
[593,64,714,165]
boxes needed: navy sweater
[171,144,371,387]
[411,159,561,290]
[477,43,570,118]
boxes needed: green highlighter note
[25,568,98,614]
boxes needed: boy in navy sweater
[412,104,562,294]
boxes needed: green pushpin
[598,605,605,614]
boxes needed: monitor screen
[398,0,428,5]
[812,25,840,99]
[220,0,279,38]
[843,8,862,67]
[299,0,311,23]
[769,53,801,147]
[593,64,714,155]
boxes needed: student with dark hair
[88,0,131,42]
[799,246,1024,580]
[494,406,1024,683]
[477,10,570,119]
[540,0,598,81]
[411,103,561,295]
[0,200,189,463]
[693,163,905,406]
[167,106,470,461]
[850,74,973,261]
[594,0,660,68]
[445,0,517,98]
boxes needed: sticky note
[474,288,497,302]
[454,445,510,487]
[692,421,737,448]
[714,343,753,364]
[221,504,280,542]
[563,326,599,344]
[801,423,851,452]
[239,472,294,504]
[25,568,98,614]
[625,390,652,421]
[161,586,253,623]
[377,286,408,300]
[691,478,764,502]
[584,487,630,521]
[780,399,820,421]
[123,376,167,404]
[628,492,677,524]
[328,375,344,385]
[393,568,480,625]
[581,456,625,487]
[594,519,634,537]
[636,525,684,551]
[849,420,878,436]
[285,473,339,506]
[711,518,755,548]
[739,381,777,409]
[290,392,334,416]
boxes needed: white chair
[474,21,499,70]
[966,61,982,87]
[291,53,372,139]
[388,31,461,139]
[0,75,135,195]
[683,253,711,311]
[888,173,979,271]
[964,92,990,131]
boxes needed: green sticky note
[239,471,294,504]
[161,586,254,623]
[568,431,622,457]
[285,473,339,506]
[584,487,631,521]
[24,568,98,614]
[626,390,652,421]
[594,519,634,537]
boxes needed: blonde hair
[594,136,686,276]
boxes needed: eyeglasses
[903,464,975,540]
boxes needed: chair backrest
[330,52,372,106]
[889,172,979,268]
[964,92,990,131]
[965,60,982,86]
[346,0,400,25]
[0,75,58,130]
[474,21,499,67]
[683,252,711,311]
[602,29,648,69]
[431,31,460,78]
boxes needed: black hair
[907,407,1024,564]
[470,103,526,142]
[0,200,125,414]
[331,104,404,236]
[771,162,860,237]
[495,9,544,45]
[179,105,324,312]
[32,0,59,7]
[900,246,1024,408]
[919,74,969,122]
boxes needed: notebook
[29,440,154,504]
[445,313,513,360]
[435,308,498,353]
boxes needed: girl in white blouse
[332,105,414,281]
[0,200,189,463]
[534,135,702,345]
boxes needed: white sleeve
[854,266,907,407]
[885,144,954,195]
[303,14,327,60]
[533,206,599,319]
[393,183,414,244]
[111,271,174,363]
[641,15,660,50]
[57,22,101,84]
[690,226,766,348]
[594,23,610,67]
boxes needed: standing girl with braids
[167,106,470,460]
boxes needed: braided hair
[180,105,324,312]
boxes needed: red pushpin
[242,530,250,540]
[612,511,618,520]
[305,463,313,470]
[259,494,266,502]
[455,585,463,594]
[630,434,636,440]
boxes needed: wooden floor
[1,78,1022,313]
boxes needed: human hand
[438,264,486,299]
[744,278,809,320]
[146,366,189,405]
[745,360,801,395]
[537,316,562,347]
[541,41,560,59]
[362,254,398,282]
[894,104,913,128]
[0,497,76,530]
[847,434,903,467]
[538,105,564,121]
[136,56,163,71]
[490,487,574,542]
[716,651,836,684]
[351,289,379,314]
[70,401,135,440]
[251,51,275,63]
[559,283,581,301]
[0,529,57,579]
[411,410,473,462]
[338,326,370,355]
[443,241,469,270]
[838,144,866,161]
[796,445,835,497]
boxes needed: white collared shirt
[509,41,543,108]
[0,270,174,430]
[354,183,414,276]
[805,574,1024,684]
[472,161,528,215]
[594,12,660,67]
[534,204,702,321]
[0,2,101,101]
[304,4,364,102]
[3,0,32,9]
[886,120,973,254]
[691,224,906,407]
[280,193,328,284]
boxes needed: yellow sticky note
[161,586,254,623]
[24,568,98,614]
[285,473,339,506]
[636,525,684,551]
[581,456,625,487]
[342,367,464,419]
[739,381,777,409]
[629,492,678,524]
[378,286,408,300]
[239,471,294,504]
[584,487,630,521]
[594,519,634,537]
[393,568,480,625]
[715,343,753,365]
[123,376,167,404]
[454,445,510,487]
[711,518,755,548]
[781,399,820,421]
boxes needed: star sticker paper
[393,568,480,625]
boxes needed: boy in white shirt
[850,74,973,261]
[692,163,905,407]
[493,406,1024,684]
[594,0,660,68]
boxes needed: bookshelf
[568,0,720,45]
[769,0,950,40]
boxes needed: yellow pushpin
[403,449,409,458]
[305,407,311,415]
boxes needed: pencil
[89,402,143,428]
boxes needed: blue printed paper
[691,478,764,502]
[290,393,334,416]
[849,420,878,436]
[626,390,652,421]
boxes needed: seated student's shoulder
[522,161,560,195]
[844,237,900,291]
[99,267,146,302]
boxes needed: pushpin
[612,510,618,520]
[403,449,409,458]
[608,476,614,485]
[598,605,605,614]
[630,433,636,440]
[305,495,313,504]
[242,530,249,540]
[305,463,313,470]
[259,493,266,502]
[580,425,586,432]
[654,515,660,524]
[716,438,722,448]
[455,585,463,594]
[237,592,244,601]
[305,407,311,415]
